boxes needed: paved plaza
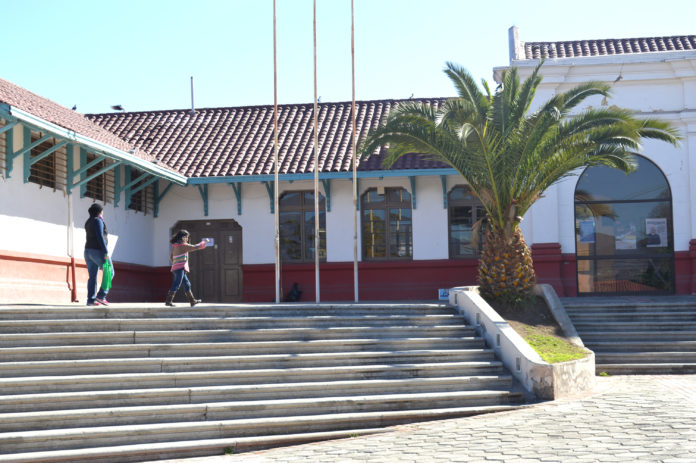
[161,375,696,463]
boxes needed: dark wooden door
[173,220,243,302]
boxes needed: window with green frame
[279,191,326,262]
[361,187,412,260]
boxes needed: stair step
[0,405,525,455]
[583,340,696,352]
[595,363,696,375]
[0,349,495,377]
[576,330,696,341]
[0,390,524,432]
[0,315,469,334]
[0,337,484,361]
[0,375,515,413]
[0,428,389,463]
[0,326,476,347]
[0,303,456,320]
[595,351,696,363]
[572,321,696,331]
[0,361,505,395]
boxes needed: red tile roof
[86,99,451,178]
[0,77,156,162]
[523,35,696,60]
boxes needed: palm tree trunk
[478,226,536,303]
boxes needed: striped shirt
[170,241,206,272]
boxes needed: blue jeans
[169,268,191,293]
[84,248,113,303]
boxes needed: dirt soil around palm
[489,296,570,341]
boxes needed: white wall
[509,54,696,253]
[0,124,156,265]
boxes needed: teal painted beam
[187,168,459,185]
[122,170,150,192]
[72,160,122,189]
[28,140,67,167]
[0,121,17,136]
[75,151,109,180]
[262,181,274,213]
[440,175,448,209]
[129,175,158,196]
[154,181,174,218]
[197,184,209,216]
[16,130,52,161]
[114,164,121,207]
[66,144,74,194]
[22,127,31,183]
[321,179,332,212]
[409,176,417,210]
[4,124,13,178]
[3,104,187,185]
[230,183,242,215]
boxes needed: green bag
[101,259,113,292]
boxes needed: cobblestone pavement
[163,375,696,463]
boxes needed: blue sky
[2,0,694,114]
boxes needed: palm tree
[361,62,680,304]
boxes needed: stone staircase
[0,303,526,463]
[562,297,696,375]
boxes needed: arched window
[361,187,412,260]
[448,185,485,258]
[574,155,674,295]
[279,191,326,262]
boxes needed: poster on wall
[615,222,637,250]
[579,219,595,244]
[645,218,667,247]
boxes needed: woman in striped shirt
[166,230,210,307]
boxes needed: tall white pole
[351,0,359,302]
[313,0,320,303]
[273,0,281,303]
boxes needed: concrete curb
[449,285,595,400]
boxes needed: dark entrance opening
[172,219,243,303]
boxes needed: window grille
[28,132,66,191]
[127,167,154,215]
[84,153,115,203]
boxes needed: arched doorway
[574,155,674,295]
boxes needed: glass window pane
[279,211,302,261]
[575,201,672,257]
[362,209,386,258]
[363,189,385,205]
[449,186,475,201]
[575,155,670,202]
[389,208,412,257]
[587,258,674,293]
[280,191,301,207]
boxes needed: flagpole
[313,0,320,303]
[273,0,281,303]
[351,0,359,302]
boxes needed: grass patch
[489,296,588,364]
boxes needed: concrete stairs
[0,303,526,462]
[562,298,696,375]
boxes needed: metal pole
[351,0,359,302]
[313,0,320,303]
[273,0,281,303]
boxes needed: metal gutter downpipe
[351,0,359,302]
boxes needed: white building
[1,29,695,304]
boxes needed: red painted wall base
[2,244,693,304]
